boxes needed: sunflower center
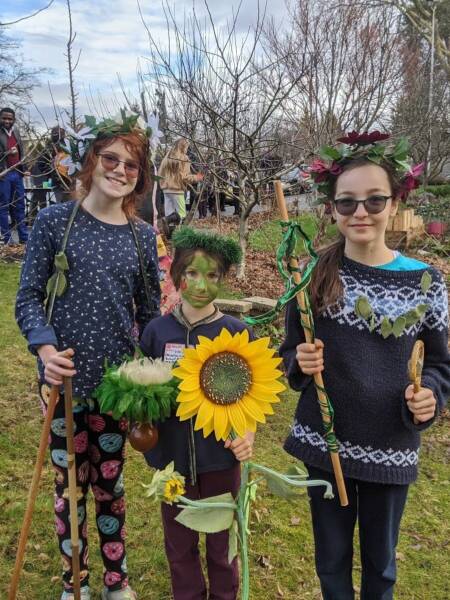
[200,351,252,405]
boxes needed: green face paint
[180,253,220,308]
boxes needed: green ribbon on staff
[245,221,318,326]
[244,219,339,454]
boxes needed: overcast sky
[2,0,289,128]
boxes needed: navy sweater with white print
[16,201,161,398]
[280,257,449,485]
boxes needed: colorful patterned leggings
[47,394,129,593]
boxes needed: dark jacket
[0,126,26,175]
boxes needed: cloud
[4,0,288,127]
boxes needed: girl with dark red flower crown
[280,132,449,600]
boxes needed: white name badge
[164,343,186,363]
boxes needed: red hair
[76,132,151,218]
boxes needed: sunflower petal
[250,355,282,369]
[203,417,215,438]
[227,403,247,438]
[238,337,270,358]
[238,329,249,346]
[195,343,213,362]
[196,335,214,348]
[177,358,202,373]
[212,405,229,441]
[176,398,202,417]
[176,402,202,421]
[171,366,192,379]
[176,389,201,403]
[178,376,201,392]
[251,380,286,394]
[194,398,214,431]
[248,390,281,404]
[240,395,267,423]
[252,367,284,381]
[182,347,201,361]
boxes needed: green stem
[248,462,334,499]
[237,461,250,600]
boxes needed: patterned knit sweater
[280,257,449,485]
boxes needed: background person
[0,107,30,244]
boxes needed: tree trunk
[236,210,248,279]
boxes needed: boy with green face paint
[180,252,221,308]
[139,227,255,600]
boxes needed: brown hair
[309,157,401,314]
[170,247,228,290]
[76,132,151,218]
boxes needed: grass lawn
[0,261,449,599]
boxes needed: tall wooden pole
[274,180,348,506]
[8,386,60,599]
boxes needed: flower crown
[308,131,424,202]
[60,109,163,176]
[172,226,242,268]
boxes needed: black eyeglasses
[97,153,140,178]
[334,195,392,216]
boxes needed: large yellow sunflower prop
[171,328,285,441]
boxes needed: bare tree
[390,20,450,180]
[0,27,42,109]
[377,0,450,77]
[64,0,81,128]
[266,0,406,153]
[139,0,309,278]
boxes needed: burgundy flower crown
[308,131,424,202]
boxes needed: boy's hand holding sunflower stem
[224,431,255,461]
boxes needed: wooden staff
[408,340,425,426]
[64,376,81,600]
[274,180,348,506]
[8,385,60,600]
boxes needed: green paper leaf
[46,271,67,298]
[392,316,407,338]
[54,251,69,271]
[263,470,300,501]
[175,493,236,533]
[286,464,308,479]
[354,296,373,320]
[393,137,409,158]
[84,115,97,129]
[319,145,341,161]
[404,309,421,327]
[228,520,238,564]
[417,303,429,315]
[420,271,432,294]
[369,313,377,332]
[380,316,392,339]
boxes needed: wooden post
[64,377,81,600]
[274,180,348,507]
[8,386,60,600]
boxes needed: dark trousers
[161,464,241,600]
[0,170,28,242]
[306,465,409,600]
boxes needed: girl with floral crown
[279,132,449,600]
[15,114,161,600]
[139,227,254,600]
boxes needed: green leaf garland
[94,362,179,424]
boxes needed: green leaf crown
[172,226,242,268]
[308,131,424,202]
